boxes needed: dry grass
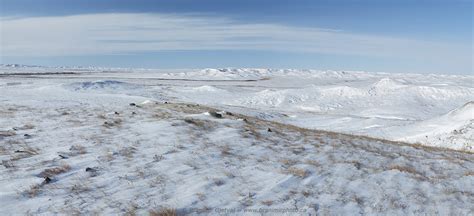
[220,145,233,155]
[149,208,177,216]
[12,146,39,161]
[387,165,428,181]
[302,190,312,197]
[39,164,71,178]
[464,171,474,176]
[242,124,263,140]
[119,146,137,158]
[183,118,216,130]
[69,145,87,155]
[261,200,273,206]
[285,167,310,178]
[25,184,42,198]
[124,203,139,216]
[195,193,206,201]
[14,124,35,130]
[305,159,321,167]
[71,182,92,193]
[0,130,16,137]
[280,158,298,167]
[388,165,419,175]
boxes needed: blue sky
[0,0,472,74]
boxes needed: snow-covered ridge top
[1,65,472,79]
[447,101,474,119]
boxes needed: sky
[0,0,472,74]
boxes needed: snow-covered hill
[0,68,473,214]
[157,68,473,151]
[1,99,472,215]
[393,102,473,151]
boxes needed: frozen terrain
[0,66,473,215]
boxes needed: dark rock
[267,128,272,132]
[24,134,31,138]
[59,154,68,159]
[129,103,136,106]
[131,112,137,115]
[114,111,119,115]
[43,177,52,184]
[85,167,96,172]
[225,111,234,116]
[209,111,223,118]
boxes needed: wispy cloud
[0,13,469,65]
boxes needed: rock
[114,112,120,115]
[129,103,136,106]
[85,167,96,172]
[209,111,223,118]
[267,128,272,132]
[59,154,68,159]
[43,177,52,184]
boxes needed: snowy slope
[156,69,473,151]
[392,102,473,151]
[1,88,473,215]
[1,70,474,215]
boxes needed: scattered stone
[85,167,96,172]
[132,112,137,115]
[164,101,169,104]
[129,103,136,106]
[209,111,223,118]
[114,111,120,115]
[153,154,164,162]
[43,177,52,184]
[24,134,31,138]
[225,111,234,116]
[267,128,272,132]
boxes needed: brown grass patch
[220,145,233,155]
[25,184,42,198]
[280,158,298,167]
[149,208,177,216]
[70,145,87,155]
[0,130,16,137]
[39,164,71,178]
[184,118,216,130]
[285,167,310,178]
[388,165,419,175]
[464,171,474,176]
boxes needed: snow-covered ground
[0,67,473,215]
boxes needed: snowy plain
[0,65,473,215]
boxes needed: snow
[0,67,473,215]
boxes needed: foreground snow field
[0,67,473,215]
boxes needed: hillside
[1,100,472,215]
